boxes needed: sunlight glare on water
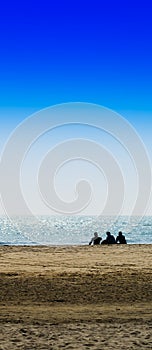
[0,216,152,245]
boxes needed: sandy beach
[0,244,152,349]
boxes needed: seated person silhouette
[89,232,102,245]
[116,231,127,244]
[101,231,116,244]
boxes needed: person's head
[118,231,122,236]
[94,232,98,238]
[106,231,110,237]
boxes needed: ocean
[0,215,152,245]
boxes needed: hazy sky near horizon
[0,1,152,216]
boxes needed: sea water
[0,215,152,245]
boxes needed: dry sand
[0,244,152,349]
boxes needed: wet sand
[0,244,152,349]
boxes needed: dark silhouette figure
[116,231,127,244]
[101,231,116,244]
[89,232,102,245]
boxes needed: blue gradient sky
[0,1,152,215]
[0,1,152,111]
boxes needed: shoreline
[0,242,151,246]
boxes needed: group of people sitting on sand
[89,231,127,245]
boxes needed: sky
[0,0,152,216]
